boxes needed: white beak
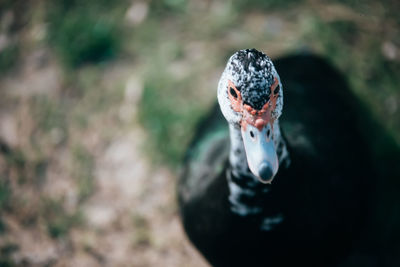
[241,123,279,183]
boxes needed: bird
[178,48,399,267]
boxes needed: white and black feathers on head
[218,48,284,126]
[229,49,275,110]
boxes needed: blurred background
[0,0,399,266]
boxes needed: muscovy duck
[178,49,377,267]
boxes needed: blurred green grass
[234,0,303,10]
[46,0,128,67]
[0,0,399,265]
[0,44,19,75]
[134,0,400,167]
[138,71,206,167]
[42,198,84,238]
[0,180,11,212]
[71,145,95,202]
[0,0,398,179]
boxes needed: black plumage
[178,54,400,267]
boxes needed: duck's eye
[229,87,238,99]
[273,84,280,95]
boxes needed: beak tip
[257,162,275,183]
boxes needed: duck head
[218,49,284,184]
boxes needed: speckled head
[228,49,274,109]
[218,49,283,127]
[218,49,284,184]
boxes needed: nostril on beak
[258,162,274,183]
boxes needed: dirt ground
[0,0,399,266]
[0,45,209,266]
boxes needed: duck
[178,48,398,267]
